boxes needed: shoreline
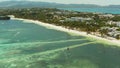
[11,18,120,46]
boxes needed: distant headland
[0,1,120,8]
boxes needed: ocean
[59,8,120,14]
[0,20,120,68]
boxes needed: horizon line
[0,1,120,6]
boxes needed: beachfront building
[108,31,120,39]
[105,27,120,39]
[99,14,114,18]
[100,27,120,37]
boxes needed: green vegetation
[0,8,120,39]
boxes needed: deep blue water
[59,8,120,14]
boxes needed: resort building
[99,14,114,18]
[64,17,92,22]
[107,21,120,27]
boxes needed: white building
[65,17,92,22]
[99,14,114,18]
[116,22,120,27]
[107,21,120,27]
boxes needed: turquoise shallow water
[0,20,120,68]
[59,8,120,14]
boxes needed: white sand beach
[11,18,120,45]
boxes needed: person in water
[67,47,70,51]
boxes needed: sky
[0,0,120,6]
